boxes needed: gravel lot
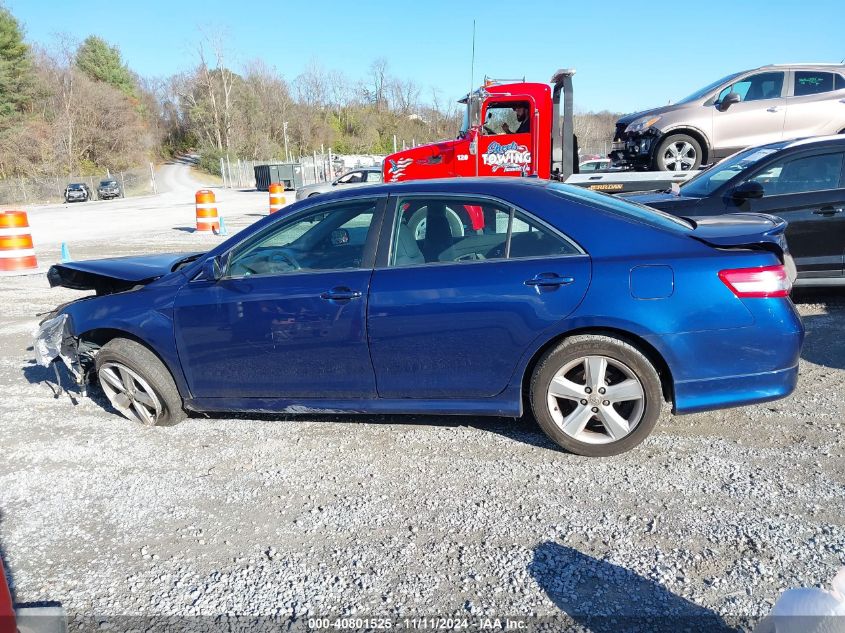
[1,169,844,631]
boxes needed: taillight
[718,265,791,298]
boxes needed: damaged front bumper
[609,129,663,168]
[32,313,88,395]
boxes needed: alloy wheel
[546,355,645,445]
[663,141,697,171]
[98,361,163,425]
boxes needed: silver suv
[611,64,845,171]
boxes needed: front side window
[482,100,531,136]
[794,72,835,96]
[747,152,844,196]
[717,72,784,103]
[388,197,578,267]
[227,200,377,277]
[337,172,364,184]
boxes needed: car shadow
[172,226,197,233]
[792,288,845,370]
[528,542,743,632]
[205,410,560,451]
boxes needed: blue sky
[6,0,844,114]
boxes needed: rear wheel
[95,338,186,426]
[529,335,663,456]
[653,133,702,171]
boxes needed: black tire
[95,337,186,426]
[653,133,703,171]
[529,334,663,457]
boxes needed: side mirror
[731,181,764,204]
[717,92,741,112]
[469,140,477,156]
[201,255,224,281]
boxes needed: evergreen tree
[76,35,135,96]
[0,5,33,117]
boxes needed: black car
[64,183,91,203]
[97,179,121,200]
[622,136,845,287]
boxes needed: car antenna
[469,19,476,97]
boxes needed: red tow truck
[384,70,698,193]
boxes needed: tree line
[0,5,617,180]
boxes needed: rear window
[794,71,835,96]
[837,74,845,91]
[547,183,693,232]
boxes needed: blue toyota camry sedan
[36,178,803,456]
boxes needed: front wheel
[653,133,702,171]
[529,335,663,456]
[95,338,186,426]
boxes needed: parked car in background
[611,64,845,172]
[622,135,845,286]
[579,158,613,172]
[37,178,802,457]
[97,179,121,200]
[295,167,383,200]
[63,183,90,203]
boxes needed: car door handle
[524,273,575,287]
[766,106,781,113]
[320,287,362,301]
[813,206,843,216]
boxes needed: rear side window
[388,197,579,267]
[794,71,835,96]
[836,74,845,91]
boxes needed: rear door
[784,70,845,137]
[367,193,591,399]
[738,149,845,278]
[711,71,787,153]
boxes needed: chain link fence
[218,154,386,190]
[0,165,157,206]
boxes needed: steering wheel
[483,125,495,135]
[455,252,486,262]
[269,248,301,271]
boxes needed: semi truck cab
[385,70,577,183]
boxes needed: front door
[736,150,845,278]
[174,198,384,399]
[477,96,537,177]
[368,194,591,399]
[712,71,787,154]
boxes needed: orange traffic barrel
[0,210,38,273]
[269,183,285,214]
[195,190,219,232]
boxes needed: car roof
[749,135,845,153]
[757,63,845,71]
[302,176,552,201]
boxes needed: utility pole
[149,162,157,194]
[283,122,290,162]
[220,157,227,188]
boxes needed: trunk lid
[47,252,203,294]
[689,212,795,279]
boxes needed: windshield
[675,72,743,104]
[100,180,117,186]
[68,184,84,189]
[548,183,693,231]
[680,146,780,197]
